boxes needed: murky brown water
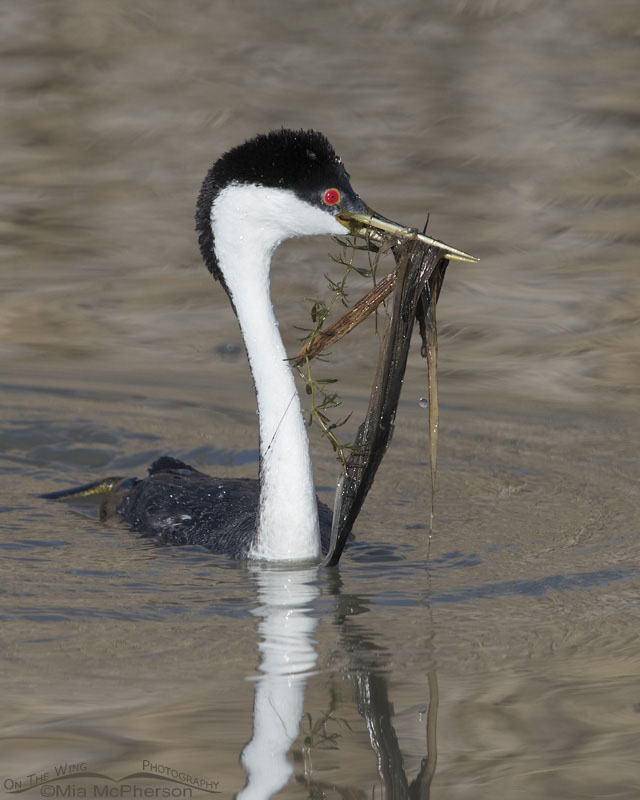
[2,1,639,797]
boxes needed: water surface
[1,1,639,797]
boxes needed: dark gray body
[116,457,333,558]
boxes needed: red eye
[323,188,341,206]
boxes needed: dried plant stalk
[295,270,396,365]
[324,240,446,565]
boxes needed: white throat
[211,183,344,561]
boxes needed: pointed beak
[336,207,478,263]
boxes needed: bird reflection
[236,566,438,799]
[237,566,320,799]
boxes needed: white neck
[211,184,344,561]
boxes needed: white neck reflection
[237,564,320,800]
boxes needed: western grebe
[43,129,475,562]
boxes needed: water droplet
[418,397,428,408]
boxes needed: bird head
[195,129,476,290]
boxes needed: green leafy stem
[297,237,380,470]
